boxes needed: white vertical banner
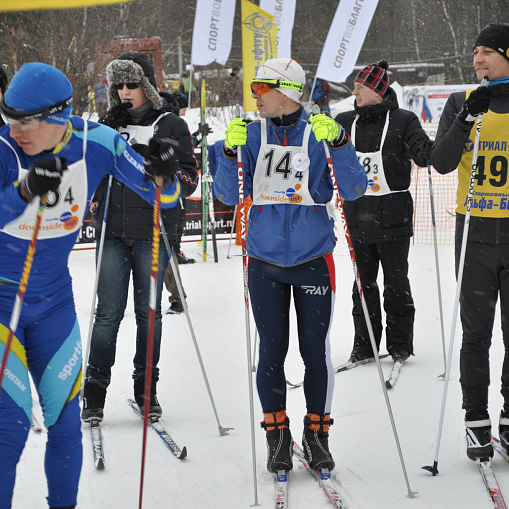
[191,0,236,66]
[259,0,296,59]
[316,0,380,83]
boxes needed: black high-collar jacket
[335,87,430,243]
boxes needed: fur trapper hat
[106,53,162,110]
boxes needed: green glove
[225,118,248,150]
[309,114,340,142]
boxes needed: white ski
[385,360,405,389]
[293,442,349,509]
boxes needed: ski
[90,420,105,470]
[127,399,187,460]
[385,359,405,389]
[492,436,509,462]
[478,459,507,509]
[293,442,349,509]
[287,354,390,388]
[275,470,289,509]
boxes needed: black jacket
[94,96,198,242]
[335,88,430,243]
[431,83,509,244]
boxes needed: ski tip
[95,458,105,470]
[385,380,393,389]
[178,446,188,460]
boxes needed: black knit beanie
[474,23,509,62]
[355,60,389,97]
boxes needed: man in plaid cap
[335,60,432,366]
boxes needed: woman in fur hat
[82,53,198,422]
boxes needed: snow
[11,238,508,509]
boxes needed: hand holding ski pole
[143,137,180,188]
[225,118,248,151]
[18,155,67,204]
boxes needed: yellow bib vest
[456,88,509,217]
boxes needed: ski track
[11,241,509,509]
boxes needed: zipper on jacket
[283,127,288,147]
[285,205,290,267]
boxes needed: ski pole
[0,200,44,393]
[139,186,162,509]
[423,77,489,477]
[81,175,113,399]
[323,140,417,498]
[160,220,233,437]
[227,205,237,259]
[427,165,447,378]
[238,146,259,506]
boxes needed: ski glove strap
[18,155,67,202]
[144,137,180,189]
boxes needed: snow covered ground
[11,238,508,509]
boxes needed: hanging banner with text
[241,0,278,112]
[0,0,133,10]
[259,0,296,59]
[191,0,236,66]
[316,0,379,83]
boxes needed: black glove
[421,139,434,165]
[18,156,67,202]
[131,143,148,157]
[98,100,132,130]
[459,86,493,123]
[198,123,213,136]
[144,137,180,188]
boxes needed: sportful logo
[58,340,82,381]
[302,285,329,295]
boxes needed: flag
[316,0,379,83]
[191,0,236,66]
[241,0,278,112]
[259,0,296,59]
[421,94,432,122]
[0,0,133,9]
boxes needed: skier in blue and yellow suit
[0,63,180,509]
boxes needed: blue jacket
[215,108,367,267]
[0,116,180,297]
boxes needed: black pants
[456,239,509,413]
[249,255,335,415]
[351,239,415,356]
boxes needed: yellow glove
[225,118,248,150]
[309,114,340,142]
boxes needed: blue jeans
[86,237,168,387]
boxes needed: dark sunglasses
[113,82,141,90]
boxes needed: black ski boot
[499,411,509,453]
[465,411,493,461]
[302,413,335,471]
[81,380,106,422]
[134,377,162,417]
[261,411,293,473]
[348,348,372,363]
